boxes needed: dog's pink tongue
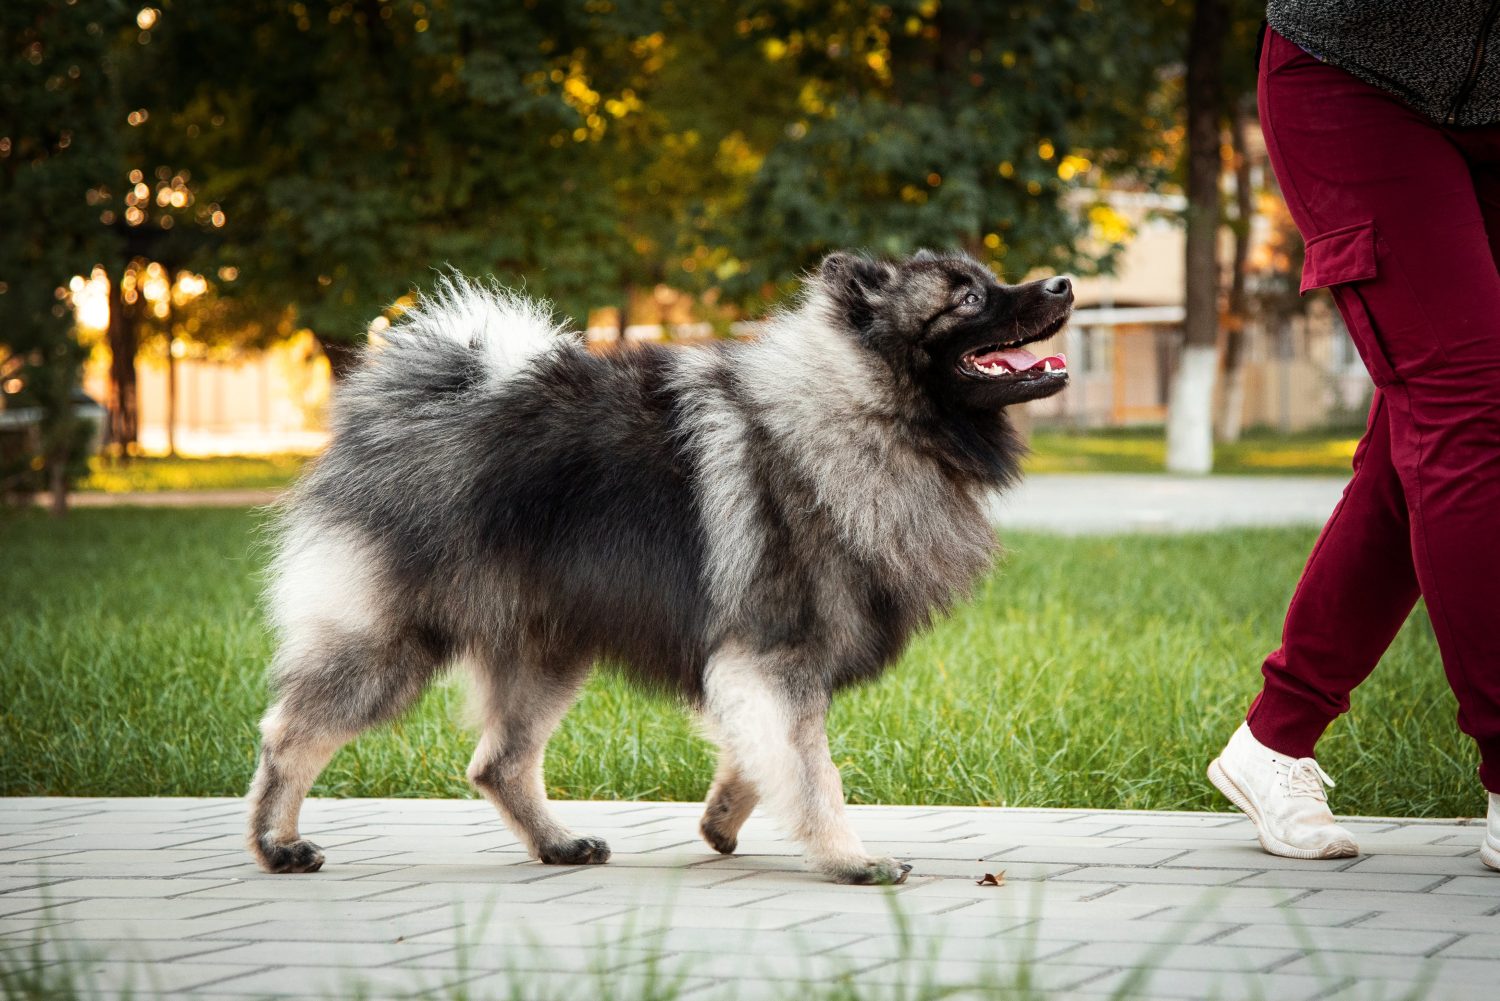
[977,347,1038,371]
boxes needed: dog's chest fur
[673,322,1000,686]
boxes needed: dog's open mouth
[957,312,1072,382]
[959,345,1068,381]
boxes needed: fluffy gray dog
[247,250,1072,884]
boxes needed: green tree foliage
[22,0,1202,400]
[0,0,124,510]
[135,0,673,367]
[714,0,1184,299]
[127,0,1189,358]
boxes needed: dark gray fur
[246,250,1072,882]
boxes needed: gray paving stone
[1353,910,1500,934]
[1065,883,1309,910]
[403,941,672,974]
[171,938,457,968]
[0,936,240,964]
[193,912,461,945]
[1231,870,1446,892]
[1072,965,1338,1001]
[1292,888,1499,914]
[4,897,266,921]
[0,876,244,899]
[1344,853,1487,875]
[33,958,272,995]
[7,796,1500,1000]
[1046,938,1303,973]
[993,845,1194,866]
[1277,951,1495,986]
[171,876,429,901]
[1428,874,1500,895]
[457,968,723,1001]
[6,916,264,941]
[193,899,449,923]
[1014,917,1243,945]
[1048,865,1257,886]
[1433,932,1500,958]
[1142,904,1375,927]
[200,962,478,997]
[1155,846,1364,870]
[586,906,844,933]
[1214,923,1456,955]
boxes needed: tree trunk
[315,333,362,382]
[107,269,140,454]
[617,287,632,342]
[1166,0,1228,474]
[47,447,68,517]
[1217,94,1255,444]
[166,331,178,457]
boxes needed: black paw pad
[259,838,326,874]
[835,859,912,885]
[700,819,738,855]
[539,836,611,865]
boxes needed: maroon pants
[1246,29,1500,792]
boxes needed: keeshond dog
[247,249,1072,884]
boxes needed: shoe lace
[1283,757,1336,801]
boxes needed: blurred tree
[708,0,1183,303]
[1165,0,1264,468]
[134,0,670,375]
[0,0,124,513]
[1164,0,1228,474]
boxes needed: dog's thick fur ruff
[246,250,1070,884]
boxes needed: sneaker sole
[1482,838,1500,873]
[1207,758,1359,861]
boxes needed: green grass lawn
[79,454,310,493]
[1,507,1477,818]
[1026,428,1360,476]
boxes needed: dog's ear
[819,252,894,331]
[819,252,893,291]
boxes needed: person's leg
[1460,155,1500,867]
[1246,390,1420,756]
[1214,28,1500,855]
[1412,129,1500,796]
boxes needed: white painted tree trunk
[1217,364,1246,444]
[1166,345,1218,474]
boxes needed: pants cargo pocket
[1300,221,1446,387]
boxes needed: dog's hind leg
[702,645,910,885]
[698,742,759,855]
[246,630,444,873]
[466,657,609,865]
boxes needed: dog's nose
[1043,276,1072,297]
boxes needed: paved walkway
[987,475,1346,534]
[2,798,1494,1000]
[59,490,283,509]
[60,474,1350,534]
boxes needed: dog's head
[814,249,1073,410]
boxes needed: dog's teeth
[1043,361,1053,372]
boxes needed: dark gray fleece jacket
[1268,0,1500,126]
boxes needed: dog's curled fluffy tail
[345,276,576,402]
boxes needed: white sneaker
[1483,793,1500,872]
[1208,722,1360,860]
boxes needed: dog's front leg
[699,756,759,855]
[702,647,910,885]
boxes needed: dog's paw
[699,816,738,855]
[828,857,912,886]
[538,836,611,865]
[256,838,326,874]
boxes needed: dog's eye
[963,292,980,305]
